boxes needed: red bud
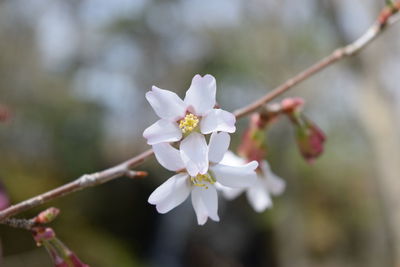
[32,227,90,267]
[281,97,304,114]
[282,98,326,163]
[238,114,268,164]
[33,227,56,245]
[34,208,60,224]
[294,115,326,163]
[0,105,10,122]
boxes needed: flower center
[179,113,199,134]
[191,173,216,189]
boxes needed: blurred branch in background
[0,1,400,226]
[356,44,400,267]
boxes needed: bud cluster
[281,98,326,163]
[32,227,89,267]
[239,97,326,164]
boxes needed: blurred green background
[1,0,400,266]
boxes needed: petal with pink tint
[200,109,236,134]
[148,173,191,214]
[260,161,286,196]
[246,178,273,213]
[143,119,182,145]
[146,86,187,121]
[208,132,230,164]
[191,185,219,225]
[180,133,209,176]
[153,143,185,171]
[211,161,258,188]
[184,74,216,116]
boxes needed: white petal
[208,132,230,164]
[180,133,209,176]
[215,182,244,200]
[200,109,236,134]
[246,178,273,212]
[143,119,182,145]
[184,74,216,116]
[153,143,185,171]
[191,185,219,225]
[267,174,286,196]
[148,173,188,204]
[148,173,191,214]
[220,150,246,166]
[146,86,187,121]
[260,161,286,196]
[211,161,258,188]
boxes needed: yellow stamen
[179,113,199,134]
[190,173,216,189]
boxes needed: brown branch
[0,158,150,221]
[0,3,399,222]
[1,217,35,230]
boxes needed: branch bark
[0,2,399,222]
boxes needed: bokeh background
[1,0,400,266]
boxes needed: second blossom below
[217,151,286,212]
[148,132,258,225]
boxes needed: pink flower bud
[281,97,305,114]
[282,98,326,163]
[294,116,326,163]
[33,227,56,244]
[238,114,267,164]
[0,105,10,122]
[32,227,90,267]
[34,207,60,224]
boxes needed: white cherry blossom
[217,151,286,213]
[148,132,257,225]
[143,74,236,145]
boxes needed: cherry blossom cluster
[143,75,326,225]
[143,74,259,225]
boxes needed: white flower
[143,74,236,145]
[148,132,258,225]
[217,151,286,213]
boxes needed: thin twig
[0,3,399,222]
[1,207,61,230]
[0,159,150,221]
[1,218,35,230]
